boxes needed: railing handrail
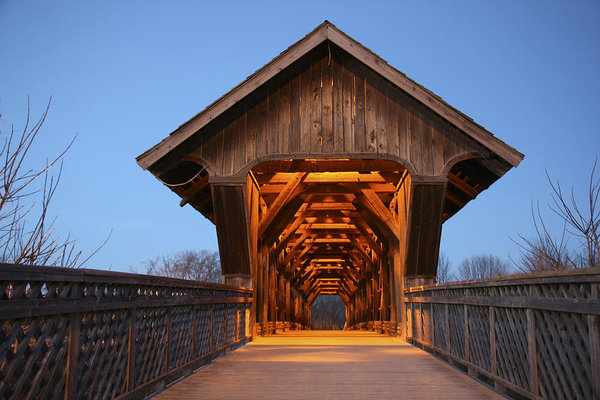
[0,262,253,293]
[405,267,600,293]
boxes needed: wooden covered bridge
[0,22,598,400]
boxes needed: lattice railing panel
[404,268,600,400]
[195,306,212,356]
[0,316,69,399]
[226,306,237,342]
[432,304,446,350]
[467,305,490,371]
[495,307,529,388]
[239,305,248,339]
[78,310,130,399]
[213,307,226,349]
[134,307,168,387]
[169,306,194,369]
[448,304,465,359]
[535,310,592,400]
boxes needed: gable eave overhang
[136,21,524,171]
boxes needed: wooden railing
[0,264,253,400]
[404,268,600,400]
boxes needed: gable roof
[137,21,523,170]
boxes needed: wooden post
[489,306,496,375]
[165,308,172,372]
[445,303,451,353]
[65,284,80,400]
[209,306,214,351]
[527,306,538,395]
[464,303,469,363]
[430,302,435,346]
[191,306,196,360]
[589,283,600,400]
[126,307,137,392]
[224,306,228,344]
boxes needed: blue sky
[0,1,598,274]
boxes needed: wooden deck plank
[151,331,504,399]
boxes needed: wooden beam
[258,173,306,238]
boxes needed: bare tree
[457,254,512,281]
[515,160,599,272]
[0,99,104,267]
[310,295,346,330]
[436,251,455,283]
[143,249,221,283]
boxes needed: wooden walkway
[152,331,504,399]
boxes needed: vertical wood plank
[321,55,334,152]
[245,102,256,165]
[354,73,366,152]
[289,68,301,153]
[255,92,268,158]
[278,78,291,155]
[365,78,377,153]
[332,57,344,152]
[65,284,80,400]
[267,87,279,155]
[376,83,389,155]
[342,60,355,153]
[396,93,410,164]
[409,109,422,174]
[299,62,312,153]
[309,58,323,154]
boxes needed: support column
[210,178,252,277]
[404,180,447,280]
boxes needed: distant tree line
[143,249,221,283]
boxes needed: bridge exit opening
[310,294,346,330]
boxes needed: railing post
[126,307,137,392]
[165,308,172,373]
[191,305,196,360]
[445,303,450,353]
[430,301,435,346]
[224,305,228,345]
[590,283,600,400]
[464,303,469,363]
[526,286,538,395]
[209,305,214,351]
[65,284,80,400]
[489,306,496,375]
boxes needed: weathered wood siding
[188,44,484,178]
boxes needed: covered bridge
[136,21,523,335]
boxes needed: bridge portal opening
[249,158,409,334]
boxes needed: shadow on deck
[152,331,503,400]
